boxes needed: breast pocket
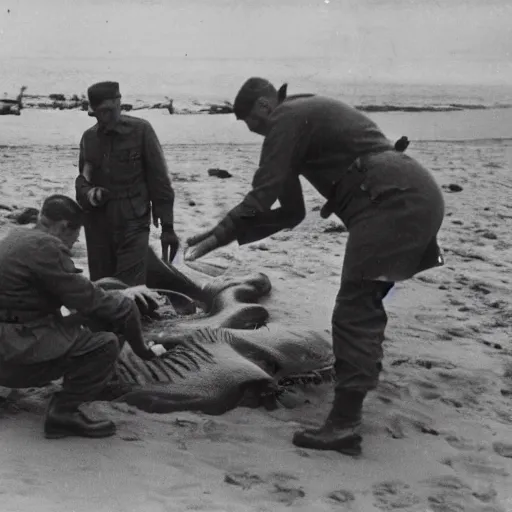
[113,147,142,164]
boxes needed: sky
[0,0,511,96]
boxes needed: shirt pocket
[112,145,142,164]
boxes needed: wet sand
[1,112,511,512]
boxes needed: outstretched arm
[222,173,306,246]
[186,116,308,260]
[238,173,306,245]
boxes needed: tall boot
[292,390,366,456]
[44,393,117,439]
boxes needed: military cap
[87,81,121,114]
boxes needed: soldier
[185,78,445,455]
[76,81,179,286]
[0,195,165,439]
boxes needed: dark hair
[40,195,84,230]
[233,77,277,120]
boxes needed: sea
[1,75,511,147]
[1,0,511,144]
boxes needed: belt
[91,182,148,201]
[319,137,410,220]
[109,187,146,200]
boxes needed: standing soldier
[0,195,165,439]
[185,77,445,456]
[76,81,179,286]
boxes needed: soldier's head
[87,81,122,129]
[233,77,284,136]
[37,195,84,249]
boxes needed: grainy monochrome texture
[1,0,512,511]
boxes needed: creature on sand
[4,247,334,416]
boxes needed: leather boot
[44,394,117,439]
[292,390,366,456]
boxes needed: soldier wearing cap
[0,195,164,439]
[76,81,179,286]
[185,77,445,455]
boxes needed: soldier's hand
[160,226,180,264]
[121,285,163,312]
[184,234,220,262]
[86,187,110,207]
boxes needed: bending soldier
[0,195,163,439]
[76,81,179,286]
[185,78,445,455]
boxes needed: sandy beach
[1,109,512,512]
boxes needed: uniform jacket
[75,115,175,227]
[0,228,134,364]
[211,94,396,244]
[209,94,445,281]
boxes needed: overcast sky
[0,0,510,87]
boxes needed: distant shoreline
[3,93,512,116]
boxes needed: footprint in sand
[442,325,474,339]
[376,380,409,404]
[444,434,483,452]
[472,486,499,504]
[377,386,436,440]
[372,480,420,510]
[432,370,492,412]
[271,483,305,505]
[426,475,471,492]
[414,379,442,401]
[492,442,512,459]
[501,361,512,383]
[493,404,512,425]
[327,489,356,505]
[391,358,457,372]
[265,472,305,505]
[441,453,510,478]
[224,471,264,490]
[267,472,299,484]
[425,475,505,512]
[224,470,305,506]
